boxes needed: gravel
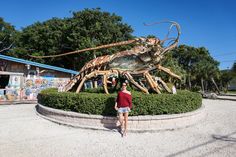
[0,99,236,157]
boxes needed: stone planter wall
[36,103,206,132]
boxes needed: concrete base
[36,103,206,132]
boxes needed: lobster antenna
[144,21,181,55]
[29,39,136,59]
[144,21,181,42]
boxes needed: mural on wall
[0,89,4,100]
[24,76,69,100]
[0,74,22,101]
[8,75,21,88]
[0,74,70,101]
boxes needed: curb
[219,93,236,96]
[217,95,236,101]
[216,97,236,101]
[0,100,37,105]
[36,103,206,133]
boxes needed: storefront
[0,71,23,101]
[0,54,79,102]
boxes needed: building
[0,54,79,101]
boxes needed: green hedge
[38,88,202,116]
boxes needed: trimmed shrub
[38,88,202,116]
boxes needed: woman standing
[114,82,132,136]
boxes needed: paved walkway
[0,99,236,157]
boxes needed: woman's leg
[123,112,129,136]
[118,113,124,130]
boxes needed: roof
[0,54,79,75]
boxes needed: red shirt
[116,91,132,108]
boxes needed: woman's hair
[122,82,127,86]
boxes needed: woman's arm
[128,95,132,109]
[114,102,118,111]
[114,92,120,110]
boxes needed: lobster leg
[75,70,119,94]
[76,72,96,93]
[63,73,81,92]
[123,72,149,94]
[144,71,161,94]
[155,77,172,93]
[156,64,181,80]
[102,72,109,94]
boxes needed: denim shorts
[118,107,130,113]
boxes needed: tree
[171,45,197,89]
[11,8,134,70]
[172,45,220,92]
[231,62,236,74]
[160,52,187,87]
[220,70,234,92]
[9,18,68,65]
[0,17,16,53]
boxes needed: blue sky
[1,0,235,70]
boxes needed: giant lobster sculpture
[31,21,181,94]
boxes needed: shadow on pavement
[166,131,236,157]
